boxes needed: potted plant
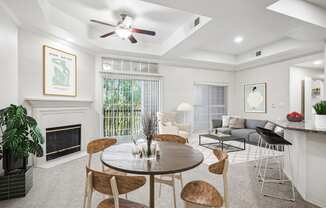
[141,113,157,157]
[313,101,326,129]
[0,105,44,174]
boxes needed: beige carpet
[0,135,319,208]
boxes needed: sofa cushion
[274,126,284,137]
[231,129,256,139]
[264,122,275,130]
[248,132,261,144]
[229,117,245,129]
[245,119,266,129]
[216,128,231,135]
[211,119,222,129]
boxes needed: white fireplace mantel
[25,98,93,108]
[25,98,94,168]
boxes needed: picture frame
[244,83,266,113]
[43,45,77,96]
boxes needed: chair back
[154,134,187,144]
[181,180,223,208]
[208,149,229,175]
[87,138,117,167]
[86,167,146,195]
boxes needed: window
[193,84,227,131]
[102,58,161,138]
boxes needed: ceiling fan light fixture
[116,28,132,39]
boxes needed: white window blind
[193,84,227,131]
[102,58,161,137]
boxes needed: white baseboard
[36,151,87,169]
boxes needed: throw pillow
[222,115,230,127]
[264,122,275,130]
[274,126,284,136]
[229,117,245,129]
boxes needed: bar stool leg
[254,136,262,168]
[260,144,296,201]
[257,142,268,180]
[261,144,271,193]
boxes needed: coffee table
[199,133,246,152]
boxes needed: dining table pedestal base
[150,175,155,208]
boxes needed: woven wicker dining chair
[208,149,229,208]
[153,134,188,208]
[84,167,147,208]
[181,180,224,208]
[83,138,127,208]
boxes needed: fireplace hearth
[46,124,81,161]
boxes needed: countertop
[272,120,326,134]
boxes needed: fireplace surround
[25,98,93,168]
[46,124,81,161]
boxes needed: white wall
[159,64,235,116]
[18,29,95,103]
[18,29,99,139]
[233,54,324,121]
[289,66,324,114]
[0,5,18,109]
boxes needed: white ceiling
[48,0,194,44]
[295,59,324,69]
[2,0,326,70]
[306,0,326,9]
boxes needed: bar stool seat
[255,127,295,202]
[181,180,224,208]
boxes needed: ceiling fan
[90,14,156,44]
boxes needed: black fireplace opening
[46,124,81,161]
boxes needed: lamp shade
[177,102,193,112]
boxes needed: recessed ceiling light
[313,60,323,65]
[234,36,244,43]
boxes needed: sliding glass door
[193,84,227,131]
[103,78,160,137]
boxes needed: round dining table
[101,141,204,208]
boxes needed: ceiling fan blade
[100,31,115,38]
[131,28,156,36]
[128,35,138,44]
[90,19,116,27]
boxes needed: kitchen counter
[273,120,326,207]
[273,120,326,134]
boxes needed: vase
[315,114,326,129]
[147,135,153,157]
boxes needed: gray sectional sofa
[211,118,267,145]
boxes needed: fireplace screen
[46,124,81,161]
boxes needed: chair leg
[83,175,88,208]
[179,173,184,188]
[223,173,229,208]
[86,173,93,208]
[172,175,177,208]
[158,175,162,197]
[110,176,120,208]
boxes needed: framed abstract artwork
[43,45,77,96]
[244,83,266,113]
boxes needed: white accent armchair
[157,112,191,140]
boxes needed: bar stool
[256,127,295,201]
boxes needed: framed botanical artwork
[43,45,77,96]
[244,83,266,113]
